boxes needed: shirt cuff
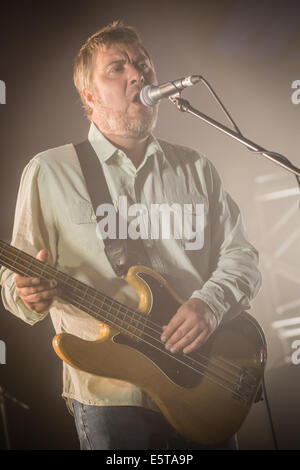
[189,288,228,327]
[15,295,49,324]
[1,271,48,325]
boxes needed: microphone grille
[140,85,154,107]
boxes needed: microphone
[140,75,201,107]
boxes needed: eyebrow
[105,54,149,70]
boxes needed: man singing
[0,21,261,450]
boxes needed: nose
[127,63,145,87]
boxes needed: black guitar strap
[74,140,151,277]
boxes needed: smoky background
[0,0,300,449]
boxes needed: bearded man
[0,21,261,450]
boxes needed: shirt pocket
[69,199,95,224]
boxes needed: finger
[17,280,57,296]
[164,312,207,345]
[164,322,192,348]
[166,323,201,353]
[15,249,50,287]
[25,301,51,314]
[161,311,185,342]
[21,287,61,303]
[182,328,210,355]
[15,275,42,288]
[36,249,49,263]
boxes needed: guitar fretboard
[0,240,147,339]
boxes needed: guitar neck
[0,240,141,336]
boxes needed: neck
[95,125,150,168]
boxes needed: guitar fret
[115,301,126,330]
[55,270,69,284]
[87,290,98,315]
[0,240,148,341]
[11,250,20,269]
[76,285,90,311]
[121,304,128,329]
[98,296,105,311]
[38,262,46,278]
[23,256,34,277]
[105,298,115,325]
[127,307,138,338]
[119,303,128,331]
[114,300,121,320]
[135,312,146,339]
[117,304,138,339]
[82,285,89,300]
[71,279,80,291]
[133,310,144,339]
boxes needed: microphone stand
[168,88,299,451]
[0,385,30,450]
[168,94,300,183]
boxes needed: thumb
[36,249,49,263]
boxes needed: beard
[93,92,158,139]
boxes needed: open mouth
[132,92,142,103]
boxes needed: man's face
[86,42,158,139]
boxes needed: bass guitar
[0,240,267,445]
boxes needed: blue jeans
[72,400,239,450]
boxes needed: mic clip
[169,93,189,112]
[168,91,181,107]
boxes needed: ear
[82,88,95,110]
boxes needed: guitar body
[53,265,266,445]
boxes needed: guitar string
[0,243,257,390]
[0,252,253,393]
[1,242,246,377]
[0,244,244,381]
[60,288,253,401]
[0,241,243,376]
[0,251,256,398]
[0,251,247,398]
[0,244,256,389]
[0,243,259,394]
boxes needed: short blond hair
[74,20,151,118]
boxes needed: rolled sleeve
[0,157,57,325]
[0,268,48,325]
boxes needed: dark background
[0,0,300,450]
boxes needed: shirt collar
[87,122,164,166]
[88,122,118,163]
